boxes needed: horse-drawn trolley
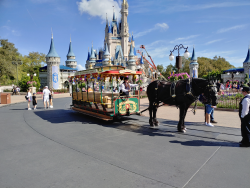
[69,66,142,121]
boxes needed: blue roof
[132,34,134,41]
[115,45,124,59]
[113,11,116,20]
[129,44,134,57]
[46,38,59,57]
[60,65,77,70]
[67,41,75,57]
[104,43,110,56]
[223,68,244,73]
[190,47,196,61]
[243,48,250,63]
[87,51,90,60]
[134,47,137,56]
[108,24,112,33]
[116,22,120,34]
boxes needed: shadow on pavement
[170,140,238,147]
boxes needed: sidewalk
[140,98,240,129]
[0,93,71,107]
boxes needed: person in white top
[27,88,32,110]
[120,77,138,96]
[239,86,250,147]
[43,86,51,109]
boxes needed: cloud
[134,23,169,38]
[2,26,21,36]
[77,64,85,71]
[217,24,247,33]
[170,35,199,44]
[77,0,121,22]
[205,39,223,45]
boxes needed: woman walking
[49,88,54,108]
[26,88,32,110]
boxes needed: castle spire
[106,13,108,26]
[190,47,196,61]
[104,43,110,56]
[113,7,116,20]
[67,37,75,57]
[243,45,250,63]
[46,32,59,57]
[87,47,90,60]
[129,44,135,57]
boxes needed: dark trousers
[241,118,250,144]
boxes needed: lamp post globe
[184,49,190,59]
[169,52,174,61]
[27,73,30,77]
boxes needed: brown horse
[146,78,218,132]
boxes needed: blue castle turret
[189,47,199,78]
[65,37,77,69]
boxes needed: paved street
[0,97,249,188]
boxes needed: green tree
[18,75,41,92]
[0,39,21,85]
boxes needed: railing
[194,95,242,109]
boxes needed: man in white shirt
[120,77,138,96]
[43,86,51,109]
[239,86,250,147]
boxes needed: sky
[1,0,250,71]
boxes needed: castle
[39,35,78,90]
[85,0,138,71]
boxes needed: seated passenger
[87,86,93,92]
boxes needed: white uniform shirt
[120,83,138,93]
[241,94,250,118]
[43,89,51,98]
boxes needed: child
[32,93,37,110]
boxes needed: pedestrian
[32,93,37,110]
[216,80,221,95]
[239,86,250,147]
[49,88,54,108]
[205,103,216,127]
[43,86,51,109]
[12,86,16,95]
[26,88,32,110]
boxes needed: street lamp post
[12,59,23,85]
[27,73,37,93]
[227,71,239,91]
[169,44,190,73]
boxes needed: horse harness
[153,79,198,112]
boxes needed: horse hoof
[178,129,186,133]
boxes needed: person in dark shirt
[32,93,37,110]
